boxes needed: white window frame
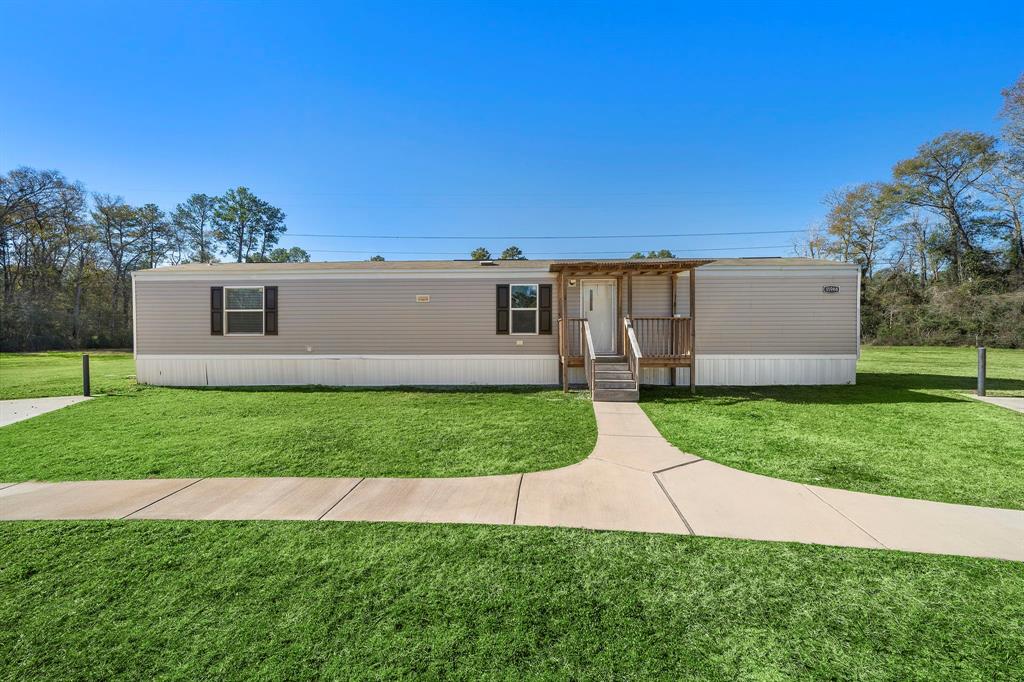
[509,283,539,336]
[224,286,265,336]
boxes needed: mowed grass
[2,522,1022,680]
[857,345,1024,397]
[2,349,1023,679]
[0,351,136,400]
[0,385,596,480]
[643,346,1024,510]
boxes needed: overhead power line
[306,244,792,256]
[288,229,806,240]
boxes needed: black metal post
[82,354,91,397]
[977,346,986,397]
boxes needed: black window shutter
[264,286,278,335]
[496,284,509,334]
[539,284,552,334]
[211,286,223,335]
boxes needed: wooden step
[594,369,633,381]
[594,363,629,372]
[593,387,640,402]
[591,355,638,401]
[594,379,637,390]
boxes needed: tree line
[469,245,527,260]
[798,74,1023,347]
[0,178,307,350]
[461,247,677,260]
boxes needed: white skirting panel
[570,355,857,387]
[136,354,560,387]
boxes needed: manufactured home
[132,257,860,400]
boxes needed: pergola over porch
[549,259,713,394]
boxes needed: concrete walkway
[0,396,92,427]
[969,394,1024,414]
[1,402,1022,562]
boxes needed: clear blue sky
[2,0,1021,261]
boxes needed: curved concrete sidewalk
[1,402,1022,562]
[0,396,91,427]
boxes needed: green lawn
[856,345,1024,397]
[0,351,136,400]
[643,346,1024,510]
[2,349,1023,679]
[2,522,1021,680]
[0,385,596,480]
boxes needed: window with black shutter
[223,286,265,335]
[509,284,539,334]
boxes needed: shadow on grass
[108,374,1024,404]
[642,381,965,407]
[858,372,1024,392]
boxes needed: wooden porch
[551,259,712,399]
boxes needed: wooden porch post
[627,273,633,318]
[560,272,568,392]
[670,271,677,386]
[625,273,633,356]
[616,275,623,355]
[689,266,696,393]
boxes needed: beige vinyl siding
[628,275,674,317]
[570,268,856,355]
[677,267,858,354]
[135,265,858,358]
[135,277,558,355]
[565,281,581,318]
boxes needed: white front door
[581,280,617,355]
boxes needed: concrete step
[594,379,637,390]
[593,387,640,402]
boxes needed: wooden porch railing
[581,319,597,391]
[623,317,642,382]
[559,317,586,359]
[562,316,691,361]
[630,316,692,359]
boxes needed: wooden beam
[638,359,692,368]
[689,267,696,394]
